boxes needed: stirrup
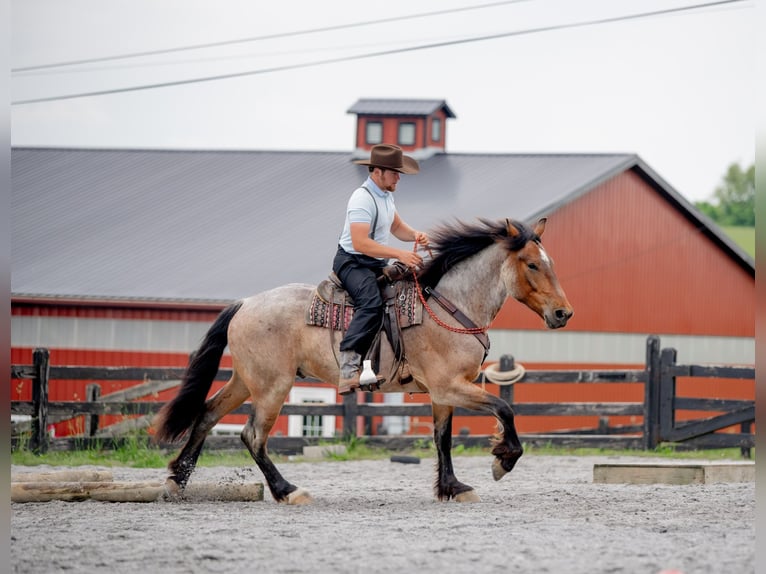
[358,376,386,392]
[340,375,385,394]
[358,360,385,391]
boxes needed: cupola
[347,98,456,161]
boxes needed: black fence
[11,336,754,456]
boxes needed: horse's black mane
[417,218,539,289]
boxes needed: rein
[411,244,491,354]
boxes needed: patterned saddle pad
[306,278,423,331]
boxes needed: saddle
[306,262,423,386]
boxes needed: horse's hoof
[163,478,182,500]
[455,490,481,503]
[491,458,508,481]
[284,488,313,505]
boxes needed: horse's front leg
[430,381,523,482]
[432,403,481,502]
[485,394,523,481]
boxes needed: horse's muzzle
[545,307,573,329]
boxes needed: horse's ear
[506,218,520,238]
[533,218,547,237]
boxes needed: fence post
[659,347,678,441]
[30,348,50,454]
[342,393,358,438]
[643,336,661,450]
[85,383,102,437]
[497,354,516,405]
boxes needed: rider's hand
[414,231,429,247]
[398,250,423,269]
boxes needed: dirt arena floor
[11,454,754,574]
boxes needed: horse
[152,217,573,504]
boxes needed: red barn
[11,98,753,439]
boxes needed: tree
[695,162,755,226]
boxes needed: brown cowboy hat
[353,144,419,174]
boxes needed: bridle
[411,243,491,357]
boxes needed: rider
[333,144,429,395]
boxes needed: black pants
[332,245,386,355]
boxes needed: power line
[14,36,448,77]
[12,0,532,73]
[12,0,748,106]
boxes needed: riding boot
[338,350,362,395]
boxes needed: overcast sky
[11,0,754,202]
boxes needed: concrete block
[593,461,755,485]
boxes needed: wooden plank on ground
[12,470,114,483]
[11,481,165,503]
[593,461,755,485]
[11,479,264,503]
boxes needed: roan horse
[153,217,573,504]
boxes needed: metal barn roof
[11,147,749,304]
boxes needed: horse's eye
[528,263,538,271]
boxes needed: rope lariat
[483,361,525,385]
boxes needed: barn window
[398,122,416,146]
[301,400,324,437]
[287,387,336,437]
[366,121,382,145]
[431,118,441,142]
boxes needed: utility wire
[12,0,532,73]
[12,0,748,106]
[15,36,449,76]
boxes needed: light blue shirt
[338,177,396,257]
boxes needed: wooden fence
[11,336,754,456]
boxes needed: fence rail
[11,336,754,455]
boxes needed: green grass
[721,225,755,257]
[11,435,750,469]
[11,435,169,468]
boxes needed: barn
[11,98,754,439]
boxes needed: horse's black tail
[153,301,243,443]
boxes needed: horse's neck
[433,244,508,326]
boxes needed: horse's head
[503,218,573,329]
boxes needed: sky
[10,0,755,203]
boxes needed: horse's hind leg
[165,374,250,496]
[432,403,481,502]
[240,381,313,505]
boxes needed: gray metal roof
[347,98,457,118]
[12,147,748,304]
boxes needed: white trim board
[11,316,754,365]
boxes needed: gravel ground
[11,454,754,574]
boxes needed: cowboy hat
[353,144,419,174]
